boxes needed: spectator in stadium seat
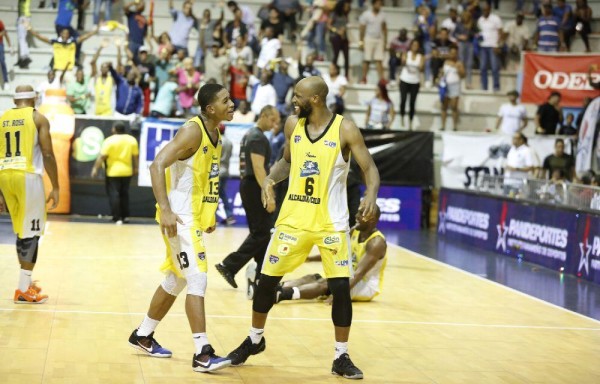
[454,10,476,89]
[173,57,201,117]
[358,0,387,84]
[535,91,563,135]
[224,8,249,49]
[66,67,91,114]
[129,45,156,117]
[505,132,535,180]
[204,43,229,86]
[534,4,565,52]
[574,0,593,52]
[17,0,32,69]
[232,100,256,123]
[414,0,438,14]
[229,58,250,108]
[256,26,282,70]
[503,12,530,71]
[323,63,348,115]
[55,0,77,37]
[28,24,98,70]
[559,113,577,136]
[167,0,198,57]
[109,62,143,118]
[496,90,528,135]
[388,29,410,84]
[272,0,302,42]
[93,0,111,25]
[399,39,424,131]
[431,28,454,83]
[542,138,575,180]
[553,0,575,51]
[151,73,178,118]
[272,58,295,116]
[441,7,459,42]
[194,6,224,68]
[477,3,503,92]
[155,48,174,90]
[36,66,68,106]
[124,1,149,62]
[366,81,395,130]
[90,40,114,116]
[328,0,351,78]
[228,35,254,68]
[439,46,465,131]
[227,0,258,51]
[414,4,437,88]
[261,6,285,40]
[251,70,277,116]
[297,52,321,79]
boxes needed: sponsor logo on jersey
[324,235,341,245]
[277,244,290,256]
[306,152,316,158]
[288,194,321,204]
[197,252,206,261]
[269,255,279,264]
[203,146,208,154]
[278,232,298,244]
[195,230,202,237]
[209,163,220,178]
[294,135,302,143]
[300,160,320,177]
[335,260,349,267]
[324,140,336,148]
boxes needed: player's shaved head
[298,76,329,103]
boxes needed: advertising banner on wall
[570,214,600,284]
[521,52,600,107]
[441,133,571,189]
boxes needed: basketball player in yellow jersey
[0,85,59,304]
[228,76,380,380]
[128,84,235,373]
[275,205,387,303]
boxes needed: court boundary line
[0,307,598,331]
[388,243,600,326]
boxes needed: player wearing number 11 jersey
[0,85,59,304]
[129,84,235,373]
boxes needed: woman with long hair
[328,0,351,77]
[439,46,465,131]
[365,80,395,130]
[399,39,424,130]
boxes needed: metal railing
[476,175,600,211]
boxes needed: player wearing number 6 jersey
[129,84,235,373]
[227,76,380,380]
[0,85,59,304]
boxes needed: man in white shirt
[503,12,530,70]
[441,7,459,43]
[251,71,277,116]
[256,27,281,70]
[358,0,387,84]
[496,90,528,135]
[36,68,66,106]
[477,3,503,92]
[505,132,534,181]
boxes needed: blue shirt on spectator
[110,67,143,115]
[414,0,439,10]
[55,0,76,27]
[537,16,561,51]
[168,9,197,49]
[553,4,574,29]
[272,71,294,104]
[270,130,285,166]
[127,11,148,46]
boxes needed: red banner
[521,53,600,107]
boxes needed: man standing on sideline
[358,0,387,84]
[128,84,234,373]
[91,123,139,224]
[216,106,281,297]
[227,76,380,379]
[495,90,528,135]
[219,124,235,225]
[0,85,60,303]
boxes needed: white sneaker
[245,260,257,300]
[425,80,433,89]
[2,83,9,91]
[115,220,123,225]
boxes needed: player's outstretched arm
[35,111,59,210]
[349,236,386,290]
[150,121,202,237]
[342,119,380,220]
[261,115,296,212]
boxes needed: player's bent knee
[161,273,187,296]
[328,278,352,327]
[253,274,282,313]
[16,236,39,264]
[186,272,207,297]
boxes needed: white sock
[137,315,160,337]
[249,327,264,344]
[335,341,348,359]
[292,287,301,300]
[18,269,32,292]
[192,332,209,355]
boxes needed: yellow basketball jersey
[52,41,76,71]
[94,76,114,116]
[351,229,387,294]
[276,114,350,232]
[156,116,222,230]
[0,107,43,174]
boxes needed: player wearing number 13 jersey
[0,85,60,304]
[129,84,234,373]
[227,76,380,380]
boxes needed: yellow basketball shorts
[262,225,352,278]
[160,224,207,279]
[0,171,46,238]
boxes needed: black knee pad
[16,236,40,264]
[328,278,352,327]
[252,274,283,314]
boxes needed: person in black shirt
[216,106,281,298]
[542,138,575,180]
[431,28,454,81]
[131,45,156,117]
[260,7,285,39]
[558,113,577,136]
[535,91,563,135]
[297,52,321,79]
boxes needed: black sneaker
[332,353,363,379]
[192,344,231,373]
[227,336,266,366]
[128,329,172,358]
[275,286,293,303]
[215,263,238,288]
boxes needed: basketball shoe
[128,330,172,357]
[227,336,266,366]
[332,353,363,379]
[13,287,48,304]
[215,263,238,288]
[192,344,232,372]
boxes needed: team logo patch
[278,232,298,245]
[294,135,302,143]
[324,140,337,148]
[335,260,349,267]
[277,244,290,256]
[197,252,206,261]
[195,230,203,237]
[269,255,279,264]
[300,160,320,177]
[209,163,220,178]
[324,235,341,245]
[203,146,208,154]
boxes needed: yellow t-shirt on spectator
[100,134,139,177]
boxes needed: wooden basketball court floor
[1,220,600,384]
